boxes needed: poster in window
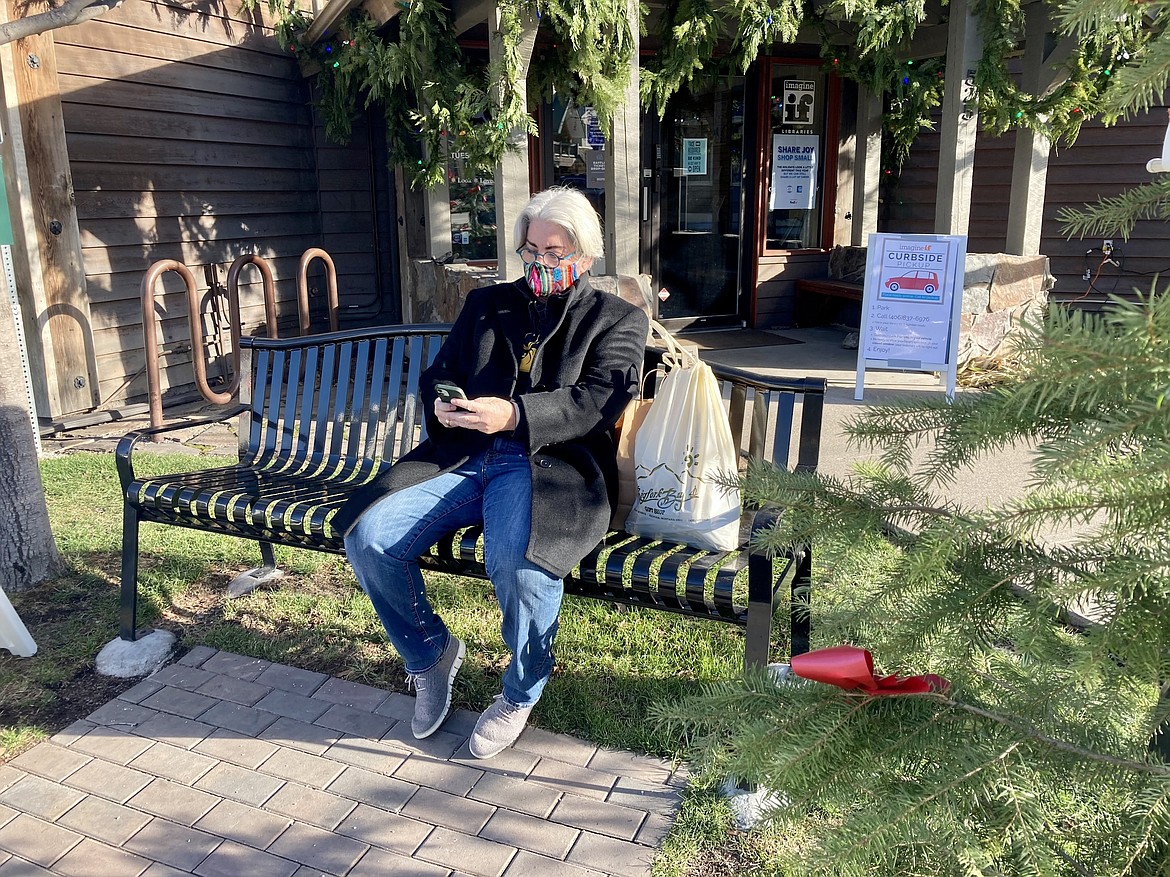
[769,134,818,210]
[582,108,606,148]
[682,138,708,175]
[782,80,815,126]
[584,149,606,188]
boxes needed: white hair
[513,187,604,262]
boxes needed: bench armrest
[115,404,248,492]
[704,361,826,396]
[747,503,783,552]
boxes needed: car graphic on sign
[885,270,939,293]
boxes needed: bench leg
[745,541,812,669]
[227,540,286,598]
[744,549,773,670]
[119,502,140,642]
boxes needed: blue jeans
[344,436,563,707]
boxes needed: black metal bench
[116,324,827,668]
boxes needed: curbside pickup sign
[855,233,967,401]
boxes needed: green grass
[2,449,803,876]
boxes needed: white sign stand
[855,232,966,401]
[0,586,37,657]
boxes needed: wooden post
[604,0,639,277]
[1006,2,1053,256]
[0,0,96,417]
[935,0,981,237]
[852,84,882,246]
[424,159,452,261]
[489,2,536,275]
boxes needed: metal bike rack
[141,250,338,432]
[226,254,279,339]
[297,247,339,335]
[140,260,241,434]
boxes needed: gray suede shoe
[468,695,534,759]
[408,637,465,739]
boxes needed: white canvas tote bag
[624,322,742,551]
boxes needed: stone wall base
[958,254,1053,367]
[404,260,655,325]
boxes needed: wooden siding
[311,105,401,329]
[52,0,393,411]
[56,0,313,407]
[882,108,1170,309]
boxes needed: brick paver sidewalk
[0,648,685,876]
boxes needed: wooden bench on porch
[116,324,827,668]
[794,278,864,327]
[793,246,868,327]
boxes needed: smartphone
[434,382,468,403]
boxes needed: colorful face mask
[526,260,581,297]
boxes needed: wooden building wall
[55,0,314,408]
[44,0,391,413]
[882,109,1170,308]
[312,106,400,330]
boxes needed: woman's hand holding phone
[433,389,518,434]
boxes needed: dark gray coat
[334,276,649,578]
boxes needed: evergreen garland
[529,0,635,120]
[655,292,1170,875]
[253,0,1167,192]
[640,0,721,110]
[973,0,1145,144]
[258,0,633,188]
[270,3,533,188]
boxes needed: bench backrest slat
[771,391,796,469]
[795,391,824,472]
[359,338,391,461]
[247,347,273,460]
[264,349,290,465]
[276,347,304,465]
[294,345,320,463]
[399,336,425,460]
[379,337,407,462]
[345,339,373,463]
[748,386,770,464]
[727,385,748,454]
[325,341,355,465]
[307,342,339,470]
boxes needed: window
[547,98,606,221]
[447,148,497,261]
[765,62,828,251]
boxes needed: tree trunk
[0,302,62,592]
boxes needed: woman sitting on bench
[334,187,649,758]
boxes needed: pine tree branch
[777,706,953,812]
[1053,842,1097,877]
[1118,782,1170,875]
[939,696,1170,776]
[858,740,1024,847]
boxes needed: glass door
[654,78,746,329]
